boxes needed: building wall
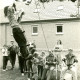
[0,20,80,50]
[0,24,7,47]
[0,24,1,48]
[0,24,14,48]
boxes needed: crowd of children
[1,40,78,80]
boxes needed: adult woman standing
[54,40,63,70]
[53,40,63,80]
[54,40,63,52]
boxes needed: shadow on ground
[0,67,28,80]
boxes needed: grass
[0,66,80,80]
[0,67,28,80]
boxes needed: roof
[0,1,80,23]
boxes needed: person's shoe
[10,68,14,70]
[24,71,27,73]
[2,69,6,71]
[6,68,8,70]
[38,79,41,80]
[31,78,35,80]
[21,73,24,76]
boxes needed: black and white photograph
[0,0,80,80]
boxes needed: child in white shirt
[2,45,9,71]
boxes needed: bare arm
[16,9,25,23]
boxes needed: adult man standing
[61,49,78,80]
[8,41,17,70]
[41,50,58,80]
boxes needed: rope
[35,0,49,51]
[37,9,49,51]
[18,1,49,51]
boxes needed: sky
[0,0,15,9]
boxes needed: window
[56,24,63,34]
[23,0,26,1]
[57,5,64,11]
[32,25,38,35]
[15,0,26,1]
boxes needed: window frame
[11,27,13,36]
[31,25,38,36]
[56,24,63,35]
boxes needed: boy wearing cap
[31,52,39,80]
[38,51,46,79]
